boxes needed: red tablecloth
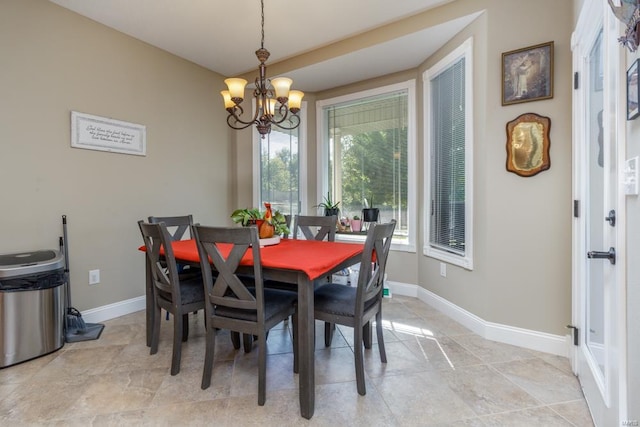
[141,238,363,281]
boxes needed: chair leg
[243,334,254,353]
[150,303,161,355]
[353,322,367,396]
[292,308,298,374]
[376,310,387,363]
[201,324,216,389]
[324,322,335,347]
[171,310,183,376]
[363,321,372,349]
[257,331,267,405]
[182,313,189,342]
[230,331,241,349]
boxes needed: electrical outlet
[440,262,447,277]
[89,269,100,285]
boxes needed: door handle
[605,209,615,227]
[587,247,616,265]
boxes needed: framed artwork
[71,111,146,156]
[502,42,554,105]
[627,59,639,120]
[506,113,551,177]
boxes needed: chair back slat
[193,225,264,317]
[138,220,183,307]
[293,215,337,241]
[355,220,396,313]
[149,215,194,241]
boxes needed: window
[424,38,473,269]
[254,105,307,217]
[317,81,416,250]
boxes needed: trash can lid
[0,250,65,278]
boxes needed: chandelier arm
[271,114,301,131]
[227,104,261,128]
[268,103,296,125]
[226,115,257,131]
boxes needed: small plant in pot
[315,192,340,217]
[350,215,362,232]
[362,197,379,222]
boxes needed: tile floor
[0,295,594,426]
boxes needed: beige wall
[417,0,573,335]
[0,0,232,311]
[235,0,574,336]
[2,0,575,341]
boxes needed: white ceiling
[49,0,479,92]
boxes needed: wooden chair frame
[193,225,297,405]
[313,220,396,395]
[138,220,205,375]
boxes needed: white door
[572,1,624,425]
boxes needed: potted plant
[230,205,290,238]
[362,197,379,222]
[314,192,340,217]
[350,215,362,232]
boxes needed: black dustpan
[61,215,105,342]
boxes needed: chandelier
[221,0,304,137]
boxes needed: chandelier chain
[260,0,265,50]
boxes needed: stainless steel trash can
[0,250,65,368]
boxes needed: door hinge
[566,325,579,346]
[574,72,579,89]
[573,200,579,218]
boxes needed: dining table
[140,236,364,419]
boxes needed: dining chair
[149,215,202,322]
[291,214,337,241]
[235,213,292,352]
[310,219,396,395]
[193,224,297,405]
[148,215,194,240]
[267,215,337,293]
[138,220,205,376]
[148,215,200,274]
[282,214,292,238]
[289,214,342,339]
[267,214,339,332]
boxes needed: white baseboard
[84,282,570,357]
[386,281,570,357]
[81,296,146,324]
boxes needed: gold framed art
[506,113,551,177]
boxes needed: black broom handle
[61,215,72,309]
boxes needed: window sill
[424,245,473,270]
[336,233,416,253]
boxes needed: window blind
[430,57,466,254]
[323,90,409,236]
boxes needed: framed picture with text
[71,111,146,156]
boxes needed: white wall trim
[87,283,570,358]
[81,296,145,324]
[387,281,570,357]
